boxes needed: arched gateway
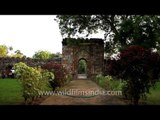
[62,38,104,80]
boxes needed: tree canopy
[0,45,26,58]
[56,15,160,56]
[0,45,8,57]
[12,50,25,58]
[32,50,61,60]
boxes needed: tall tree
[56,15,160,56]
[0,45,8,57]
[32,50,54,60]
[13,50,24,58]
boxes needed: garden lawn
[144,82,160,105]
[0,78,24,105]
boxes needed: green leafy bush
[14,62,54,104]
[37,67,54,91]
[95,74,125,91]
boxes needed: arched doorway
[62,38,104,80]
[77,59,87,79]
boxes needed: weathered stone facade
[62,38,104,80]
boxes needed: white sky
[0,15,104,57]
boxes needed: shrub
[14,62,54,104]
[41,62,68,89]
[37,67,54,91]
[95,74,124,91]
[106,45,160,105]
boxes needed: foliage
[78,59,87,74]
[106,45,160,105]
[56,15,160,57]
[41,62,68,89]
[95,74,124,91]
[13,62,54,104]
[54,52,62,58]
[0,45,8,57]
[37,66,55,90]
[0,44,26,58]
[9,46,13,51]
[12,50,24,58]
[40,68,55,91]
[144,81,160,104]
[32,50,55,60]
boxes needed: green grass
[144,82,160,105]
[0,78,24,105]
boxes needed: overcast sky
[0,15,104,57]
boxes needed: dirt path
[40,80,127,105]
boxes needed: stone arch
[62,38,104,80]
[77,58,88,79]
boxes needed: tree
[9,46,13,51]
[0,45,8,57]
[55,52,62,58]
[107,45,160,105]
[49,52,62,59]
[9,49,25,58]
[12,50,24,58]
[56,15,160,56]
[32,50,54,60]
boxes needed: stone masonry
[62,38,104,80]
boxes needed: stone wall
[62,38,104,80]
[0,57,61,71]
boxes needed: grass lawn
[144,81,160,105]
[0,78,24,105]
[1,78,160,105]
